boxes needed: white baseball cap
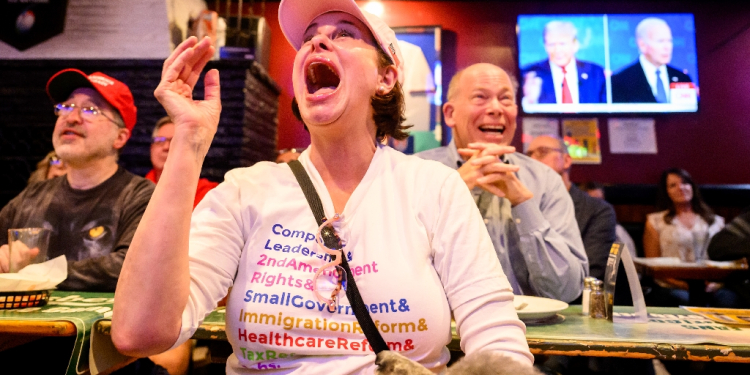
[278,0,403,81]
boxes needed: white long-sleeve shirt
[173,145,532,374]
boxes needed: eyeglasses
[312,214,348,313]
[526,146,563,158]
[54,103,120,126]
[152,136,173,145]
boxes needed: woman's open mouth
[305,59,341,97]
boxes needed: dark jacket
[611,61,692,103]
[708,207,750,307]
[570,184,617,280]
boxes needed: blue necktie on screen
[655,70,668,103]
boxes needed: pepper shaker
[589,279,606,319]
[582,277,597,316]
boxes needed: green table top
[521,305,750,362]
[527,306,749,345]
[15,292,748,370]
[188,305,750,362]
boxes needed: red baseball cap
[46,69,137,132]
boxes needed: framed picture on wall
[390,26,442,154]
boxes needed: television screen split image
[517,13,698,114]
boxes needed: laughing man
[417,63,588,302]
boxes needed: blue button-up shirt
[417,141,588,302]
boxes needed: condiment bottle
[589,279,606,319]
[582,277,597,316]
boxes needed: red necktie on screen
[561,67,573,104]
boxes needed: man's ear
[113,128,130,150]
[563,153,573,170]
[443,102,456,129]
[378,65,398,93]
[636,39,647,55]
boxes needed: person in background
[521,20,606,105]
[611,17,692,103]
[0,70,189,374]
[643,168,725,306]
[275,147,305,163]
[526,135,616,281]
[113,0,533,372]
[707,206,750,308]
[146,116,218,208]
[417,63,587,303]
[27,151,70,185]
[580,181,638,258]
[645,168,724,261]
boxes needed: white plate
[513,295,569,320]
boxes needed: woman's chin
[302,111,342,128]
[301,104,346,127]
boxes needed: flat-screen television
[517,14,698,114]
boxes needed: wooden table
[633,257,748,306]
[0,291,115,375]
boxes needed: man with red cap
[0,68,191,375]
[0,69,154,289]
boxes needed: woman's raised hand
[154,36,221,158]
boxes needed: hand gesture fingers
[477,175,507,198]
[466,143,515,157]
[203,69,221,104]
[155,36,221,156]
[184,40,216,88]
[162,37,198,77]
[480,162,520,175]
[159,37,214,100]
[457,148,480,160]
[456,148,483,189]
[480,170,533,206]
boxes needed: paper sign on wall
[521,117,559,153]
[608,118,657,154]
[562,118,601,164]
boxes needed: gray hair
[152,116,173,137]
[635,17,670,41]
[111,111,125,129]
[543,21,578,43]
[553,135,569,155]
[533,135,568,155]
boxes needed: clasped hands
[0,242,40,273]
[457,143,533,206]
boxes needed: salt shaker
[582,277,597,316]
[589,279,606,319]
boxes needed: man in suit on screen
[611,17,692,103]
[521,21,606,105]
